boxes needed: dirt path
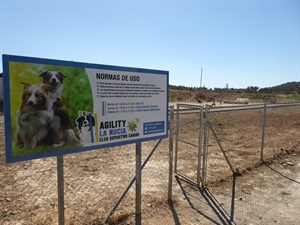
[166,153,300,225]
[234,154,300,225]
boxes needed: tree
[246,86,259,93]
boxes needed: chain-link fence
[174,103,202,184]
[206,103,300,224]
[1,103,300,224]
[172,103,300,224]
[206,106,265,224]
[263,104,300,161]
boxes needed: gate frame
[174,103,208,187]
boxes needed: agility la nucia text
[99,120,139,142]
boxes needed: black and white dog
[39,70,65,98]
[38,70,80,146]
[75,114,96,143]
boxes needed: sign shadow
[174,175,237,225]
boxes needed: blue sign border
[2,54,169,163]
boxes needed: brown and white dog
[17,82,55,149]
[38,70,80,146]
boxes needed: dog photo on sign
[76,112,96,144]
[38,70,81,146]
[6,58,95,160]
[16,70,83,149]
[17,82,55,149]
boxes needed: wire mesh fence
[205,104,300,224]
[1,103,300,224]
[263,104,300,162]
[205,107,265,224]
[174,104,202,185]
[207,107,263,180]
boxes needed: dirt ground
[0,104,300,225]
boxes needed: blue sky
[1,0,299,89]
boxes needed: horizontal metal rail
[169,102,300,114]
[175,172,199,187]
[176,102,203,108]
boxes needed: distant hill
[259,81,300,94]
[170,81,300,94]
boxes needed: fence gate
[174,103,208,186]
[174,103,235,224]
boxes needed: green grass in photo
[12,143,84,157]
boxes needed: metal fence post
[197,106,204,187]
[168,105,174,201]
[261,103,267,161]
[174,104,180,173]
[105,140,162,223]
[135,143,142,225]
[57,155,65,225]
[202,105,209,187]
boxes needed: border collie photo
[38,70,65,98]
[75,113,96,143]
[9,62,93,158]
[17,82,54,149]
[38,70,81,146]
[16,70,82,149]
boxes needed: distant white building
[237,98,249,103]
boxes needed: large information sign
[2,55,169,163]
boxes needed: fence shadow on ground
[263,162,300,184]
[168,200,181,225]
[174,176,237,225]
